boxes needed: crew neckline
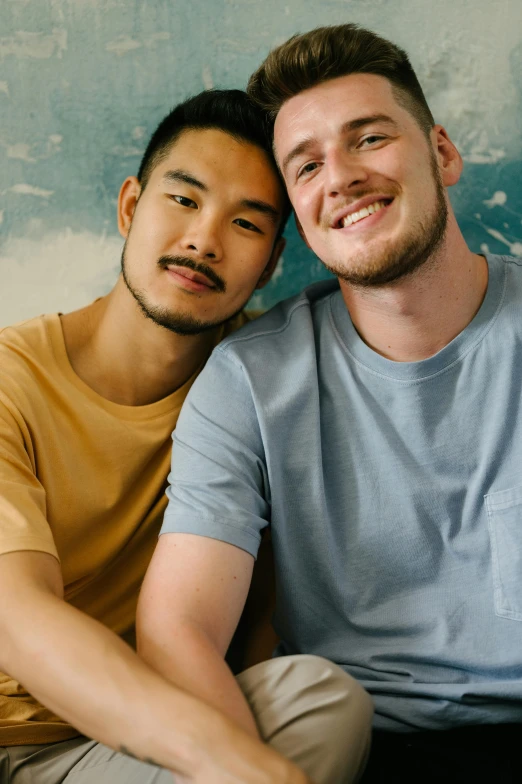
[329,254,506,383]
[44,313,212,420]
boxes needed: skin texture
[119,128,285,335]
[273,73,488,362]
[0,129,310,783]
[274,74,450,287]
[60,129,285,407]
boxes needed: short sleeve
[0,390,58,559]
[161,348,269,558]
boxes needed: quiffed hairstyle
[137,89,291,237]
[247,24,434,137]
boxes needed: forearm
[138,620,260,738]
[1,590,254,777]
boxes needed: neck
[61,277,220,406]
[339,220,488,362]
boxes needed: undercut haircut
[136,89,291,237]
[247,24,435,138]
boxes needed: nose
[324,145,369,198]
[179,213,223,262]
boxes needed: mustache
[157,255,226,293]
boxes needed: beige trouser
[0,655,373,784]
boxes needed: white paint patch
[0,210,3,225]
[480,243,490,254]
[10,184,53,198]
[483,191,508,208]
[111,145,143,157]
[474,214,481,220]
[105,35,142,56]
[485,227,522,256]
[0,229,122,327]
[6,143,35,162]
[202,65,214,90]
[145,32,171,46]
[132,126,146,141]
[0,28,67,60]
[105,32,170,56]
[247,292,264,311]
[49,134,63,145]
[464,150,506,164]
[270,255,284,283]
[0,81,9,96]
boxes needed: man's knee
[237,654,373,783]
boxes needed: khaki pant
[0,655,373,784]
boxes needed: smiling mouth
[335,198,393,229]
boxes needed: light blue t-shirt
[162,254,522,731]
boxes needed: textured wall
[2,0,522,326]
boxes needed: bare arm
[137,532,260,737]
[0,549,308,784]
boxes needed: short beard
[121,250,244,336]
[321,150,448,288]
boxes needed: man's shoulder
[490,252,522,279]
[0,313,55,352]
[0,314,58,398]
[217,278,339,360]
[487,253,522,306]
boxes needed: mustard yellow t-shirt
[0,310,249,745]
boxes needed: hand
[175,717,312,784]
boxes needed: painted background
[2,0,522,326]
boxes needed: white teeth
[341,200,386,227]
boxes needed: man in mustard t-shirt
[0,89,311,783]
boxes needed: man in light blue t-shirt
[138,24,522,783]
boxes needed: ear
[431,125,462,187]
[256,237,286,290]
[295,214,311,249]
[118,176,142,239]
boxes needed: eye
[297,161,319,180]
[234,218,262,233]
[171,195,197,208]
[358,134,387,149]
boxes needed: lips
[167,265,216,289]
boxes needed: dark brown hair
[247,24,434,137]
[137,89,291,237]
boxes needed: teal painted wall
[2,0,522,325]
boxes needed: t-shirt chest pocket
[485,485,522,621]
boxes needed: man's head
[118,90,290,335]
[248,25,462,288]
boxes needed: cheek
[134,202,180,247]
[290,186,320,230]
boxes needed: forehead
[151,128,283,201]
[274,73,410,161]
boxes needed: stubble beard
[320,154,448,288]
[120,247,247,336]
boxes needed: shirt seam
[162,513,262,546]
[215,298,316,358]
[327,265,507,385]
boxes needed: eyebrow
[281,114,399,174]
[163,169,280,224]
[162,169,207,190]
[240,198,280,225]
